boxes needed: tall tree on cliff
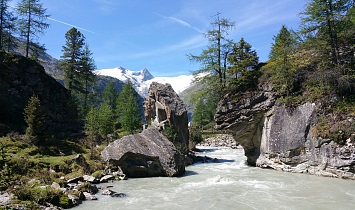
[300,0,355,95]
[116,79,142,134]
[16,0,49,58]
[0,0,15,50]
[188,13,235,95]
[264,25,298,96]
[300,0,353,65]
[60,27,85,93]
[227,37,259,92]
[60,27,96,116]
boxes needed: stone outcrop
[101,128,185,177]
[215,90,276,165]
[198,134,240,149]
[143,82,189,153]
[0,52,77,136]
[215,90,355,179]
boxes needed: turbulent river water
[75,146,355,210]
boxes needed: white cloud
[154,12,204,34]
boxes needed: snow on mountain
[95,67,193,98]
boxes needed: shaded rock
[111,193,127,198]
[68,194,82,206]
[102,189,115,196]
[0,52,78,136]
[101,128,185,177]
[143,82,189,153]
[72,154,89,171]
[67,177,83,184]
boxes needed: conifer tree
[16,0,49,58]
[300,0,352,65]
[116,80,142,134]
[0,0,15,50]
[23,94,46,145]
[60,27,85,93]
[80,43,96,114]
[188,13,235,94]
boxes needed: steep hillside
[0,52,78,136]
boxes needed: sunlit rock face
[143,82,190,153]
[101,129,185,178]
[215,89,355,179]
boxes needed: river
[75,146,355,210]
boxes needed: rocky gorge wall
[215,90,355,179]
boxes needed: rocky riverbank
[197,134,241,149]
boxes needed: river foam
[74,146,355,210]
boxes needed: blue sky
[11,0,306,77]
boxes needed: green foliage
[190,129,203,144]
[102,80,119,111]
[188,14,235,95]
[0,0,16,51]
[16,0,50,58]
[23,94,46,145]
[116,80,142,134]
[162,124,178,143]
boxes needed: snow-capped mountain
[95,67,193,98]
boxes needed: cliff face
[215,89,355,179]
[0,52,77,136]
[143,82,189,153]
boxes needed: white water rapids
[74,147,355,210]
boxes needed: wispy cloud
[48,17,98,35]
[154,12,204,34]
[94,0,119,13]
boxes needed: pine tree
[116,80,142,134]
[192,98,205,127]
[80,43,96,114]
[97,102,114,137]
[16,0,49,58]
[23,94,46,145]
[60,27,85,93]
[264,25,297,96]
[102,80,119,113]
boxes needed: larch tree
[16,0,49,58]
[188,13,235,95]
[300,0,353,65]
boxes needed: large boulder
[143,82,189,153]
[101,129,185,178]
[215,89,355,179]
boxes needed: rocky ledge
[215,90,355,179]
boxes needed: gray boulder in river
[101,128,185,178]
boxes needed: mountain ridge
[96,67,194,98]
